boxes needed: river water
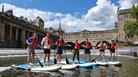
[0,48,138,77]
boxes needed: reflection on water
[0,48,138,77]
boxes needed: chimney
[2,5,4,13]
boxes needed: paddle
[91,54,101,62]
[64,48,70,64]
[35,52,43,67]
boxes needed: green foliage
[49,33,59,44]
[124,21,138,36]
[124,5,138,36]
[131,5,138,21]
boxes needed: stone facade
[117,8,138,42]
[0,10,45,48]
[63,29,118,46]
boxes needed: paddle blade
[54,58,57,64]
[91,59,96,62]
[66,58,69,64]
[37,59,43,67]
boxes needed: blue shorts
[84,48,91,54]
[57,46,63,54]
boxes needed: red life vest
[32,38,37,48]
[75,43,80,49]
[85,42,91,49]
[45,36,50,45]
[111,43,116,49]
[99,43,104,49]
[58,39,63,47]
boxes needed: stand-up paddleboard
[11,63,61,72]
[61,64,78,70]
[108,61,122,66]
[11,64,31,70]
[39,59,78,70]
[72,60,98,68]
[96,61,108,66]
[31,64,61,72]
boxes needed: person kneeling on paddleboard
[56,35,65,64]
[109,40,117,61]
[97,40,106,61]
[41,33,51,63]
[73,40,80,63]
[84,38,92,62]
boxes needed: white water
[0,47,138,58]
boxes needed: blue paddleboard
[72,60,98,68]
[14,64,31,70]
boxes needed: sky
[0,0,138,32]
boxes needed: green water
[0,55,138,77]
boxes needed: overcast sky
[0,0,137,32]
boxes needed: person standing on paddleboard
[73,40,80,63]
[97,40,106,61]
[109,40,117,61]
[41,33,51,63]
[56,35,65,64]
[84,38,92,62]
[26,33,41,64]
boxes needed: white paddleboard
[61,64,78,70]
[31,64,61,72]
[96,61,108,66]
[108,61,122,65]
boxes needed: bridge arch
[95,40,110,47]
[65,41,75,49]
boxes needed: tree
[124,21,138,36]
[131,5,138,21]
[124,5,138,36]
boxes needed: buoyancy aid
[111,43,116,49]
[85,42,91,49]
[58,39,64,47]
[32,38,37,48]
[75,43,80,49]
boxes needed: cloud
[0,0,137,32]
[118,0,138,9]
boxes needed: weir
[0,47,137,58]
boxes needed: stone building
[117,8,138,43]
[0,9,45,48]
[63,29,118,46]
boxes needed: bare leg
[57,54,61,64]
[27,52,31,63]
[47,53,50,62]
[84,54,86,62]
[58,54,61,64]
[32,52,35,63]
[88,54,91,62]
[44,53,47,62]
[109,52,112,60]
[113,52,115,61]
[73,53,76,62]
[102,52,105,62]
